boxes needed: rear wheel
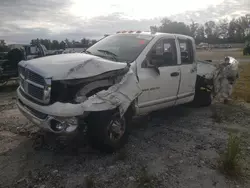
[192,88,212,107]
[192,76,212,107]
[86,109,131,153]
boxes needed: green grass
[224,127,241,134]
[232,63,250,103]
[219,134,242,177]
[197,49,250,60]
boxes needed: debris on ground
[1,85,250,188]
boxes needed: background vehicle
[0,44,55,86]
[16,31,232,152]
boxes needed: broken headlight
[43,78,52,103]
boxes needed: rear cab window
[178,38,194,64]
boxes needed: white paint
[17,69,141,117]
[19,53,127,80]
[175,36,197,105]
[197,61,217,79]
[137,66,180,112]
[17,32,239,135]
[135,33,197,115]
[17,33,198,119]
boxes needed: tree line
[30,38,98,50]
[0,40,9,52]
[152,14,250,44]
[0,14,250,52]
[0,38,98,52]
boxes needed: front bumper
[17,87,80,134]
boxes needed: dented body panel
[17,69,141,117]
[19,53,128,80]
[17,64,141,133]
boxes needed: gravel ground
[0,86,250,188]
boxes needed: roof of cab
[115,31,194,40]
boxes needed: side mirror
[145,56,160,75]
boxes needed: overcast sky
[0,0,249,44]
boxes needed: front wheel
[86,109,131,153]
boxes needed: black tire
[192,89,212,107]
[86,109,131,153]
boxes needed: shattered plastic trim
[213,56,239,102]
[197,56,239,102]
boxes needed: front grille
[19,88,45,105]
[28,83,44,100]
[28,71,44,85]
[18,65,49,103]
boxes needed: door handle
[170,72,179,77]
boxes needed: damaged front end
[17,56,142,134]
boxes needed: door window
[178,39,194,64]
[148,39,177,67]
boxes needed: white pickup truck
[17,31,231,152]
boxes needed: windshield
[86,34,154,63]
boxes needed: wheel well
[195,75,213,90]
[85,86,111,97]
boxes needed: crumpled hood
[19,53,128,80]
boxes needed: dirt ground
[0,50,250,188]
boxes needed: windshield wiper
[97,49,118,61]
[97,49,117,56]
[85,50,92,54]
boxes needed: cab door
[137,37,181,115]
[175,36,197,105]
